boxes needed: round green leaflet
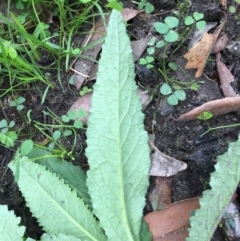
[168,94,178,105]
[164,30,179,43]
[174,90,186,101]
[164,16,179,28]
[193,12,204,21]
[184,16,195,26]
[145,2,154,13]
[160,83,172,95]
[168,62,178,71]
[156,40,165,48]
[154,22,169,34]
[196,21,206,30]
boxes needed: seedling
[139,56,154,68]
[184,12,206,30]
[61,109,86,129]
[197,111,213,121]
[80,86,92,96]
[137,0,155,13]
[147,37,165,55]
[9,96,26,110]
[0,119,17,147]
[154,16,179,43]
[160,83,186,105]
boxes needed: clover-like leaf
[164,30,179,43]
[164,16,179,28]
[160,83,172,95]
[174,89,186,101]
[168,94,178,105]
[154,22,169,34]
[196,20,206,30]
[184,16,195,26]
[193,12,204,21]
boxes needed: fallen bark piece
[144,198,200,241]
[216,52,237,97]
[211,33,229,54]
[184,19,225,77]
[69,89,150,125]
[178,97,240,121]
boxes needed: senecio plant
[1,9,240,241]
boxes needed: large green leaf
[187,135,240,241]
[28,147,91,206]
[9,157,106,241]
[0,205,25,241]
[86,9,151,241]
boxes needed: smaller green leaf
[146,64,154,69]
[147,47,155,55]
[139,58,148,65]
[148,37,157,46]
[74,120,83,129]
[69,75,74,85]
[9,101,17,107]
[63,129,72,137]
[0,119,7,128]
[77,109,86,118]
[48,142,55,151]
[168,94,178,105]
[160,83,172,95]
[168,62,178,71]
[164,30,179,43]
[7,131,18,141]
[229,6,236,13]
[20,140,34,156]
[106,0,123,10]
[164,16,179,28]
[196,21,206,30]
[17,105,24,111]
[145,2,154,13]
[154,22,169,34]
[193,12,204,21]
[9,120,15,128]
[197,111,213,120]
[61,115,69,123]
[138,2,145,10]
[174,89,186,101]
[17,97,26,104]
[68,110,76,120]
[156,40,165,48]
[72,48,80,55]
[146,56,154,63]
[184,16,195,25]
[8,46,17,59]
[53,130,61,141]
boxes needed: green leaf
[41,233,81,241]
[17,105,24,111]
[187,135,240,241]
[139,58,148,65]
[20,139,33,156]
[9,120,15,128]
[145,2,154,13]
[0,204,25,240]
[156,40,165,48]
[68,110,76,120]
[147,47,155,55]
[154,22,169,34]
[86,10,150,241]
[146,56,154,63]
[17,97,26,104]
[196,20,206,30]
[53,130,61,141]
[61,115,70,123]
[168,62,178,71]
[9,157,106,241]
[174,89,186,101]
[229,6,236,13]
[164,30,179,43]
[160,83,172,95]
[193,12,204,21]
[106,0,123,10]
[0,119,7,128]
[164,16,179,28]
[147,37,157,46]
[8,46,17,59]
[168,94,178,105]
[197,111,213,120]
[63,129,72,136]
[28,147,91,206]
[77,109,86,118]
[74,120,83,129]
[184,16,195,25]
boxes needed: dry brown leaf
[216,52,237,97]
[148,176,172,211]
[212,33,229,54]
[121,8,143,21]
[144,198,200,240]
[69,89,150,125]
[177,97,240,121]
[184,20,226,77]
[149,141,187,177]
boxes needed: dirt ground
[1,0,240,240]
